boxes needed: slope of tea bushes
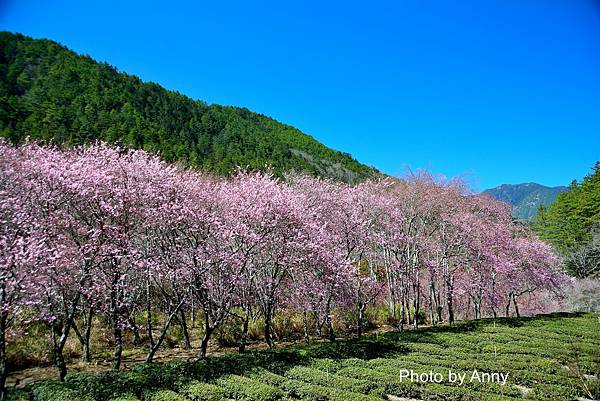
[14,313,599,401]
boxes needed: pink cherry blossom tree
[0,143,54,393]
[0,140,571,390]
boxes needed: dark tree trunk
[112,322,123,370]
[239,308,250,353]
[435,287,443,324]
[326,314,335,342]
[81,307,94,361]
[144,310,179,363]
[145,303,184,363]
[129,315,141,346]
[145,267,153,349]
[200,328,213,358]
[474,298,481,320]
[428,284,435,325]
[199,313,213,358]
[512,293,520,318]
[72,307,94,362]
[264,312,275,348]
[314,311,322,337]
[190,298,196,329]
[413,280,420,330]
[179,310,191,349]
[399,279,406,331]
[446,278,455,325]
[0,312,7,399]
[53,346,67,381]
[51,324,69,380]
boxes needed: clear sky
[2,1,600,190]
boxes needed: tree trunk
[428,284,435,325]
[413,299,419,329]
[264,312,275,348]
[435,288,443,324]
[399,280,406,331]
[51,324,68,381]
[191,299,196,329]
[81,307,93,361]
[239,308,250,352]
[357,304,365,337]
[0,313,7,399]
[72,309,93,363]
[302,310,310,344]
[199,313,213,358]
[327,314,335,342]
[314,311,322,337]
[53,346,67,381]
[145,303,184,363]
[505,293,512,317]
[179,310,191,349]
[512,293,520,318]
[474,297,481,320]
[446,276,455,325]
[112,322,123,370]
[146,289,154,350]
[129,315,141,346]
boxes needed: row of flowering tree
[0,141,566,393]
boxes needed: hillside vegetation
[8,314,600,401]
[534,162,600,277]
[483,183,567,221]
[0,32,377,182]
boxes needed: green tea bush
[180,381,226,401]
[277,377,382,401]
[336,366,422,398]
[108,394,140,401]
[5,388,30,401]
[143,389,186,401]
[216,374,282,401]
[246,368,288,386]
[529,382,580,400]
[31,381,96,401]
[421,384,516,401]
[284,365,384,395]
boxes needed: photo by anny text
[399,369,509,386]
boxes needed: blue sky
[2,1,600,190]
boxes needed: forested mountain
[0,32,378,182]
[483,183,567,220]
[533,162,600,277]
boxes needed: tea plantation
[8,313,599,401]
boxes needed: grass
[11,312,600,401]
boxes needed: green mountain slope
[533,163,600,248]
[0,32,378,182]
[483,183,567,220]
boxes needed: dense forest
[0,32,377,182]
[534,162,600,277]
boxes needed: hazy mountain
[0,32,378,182]
[483,183,568,220]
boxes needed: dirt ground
[6,338,263,388]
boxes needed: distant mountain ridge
[483,183,568,220]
